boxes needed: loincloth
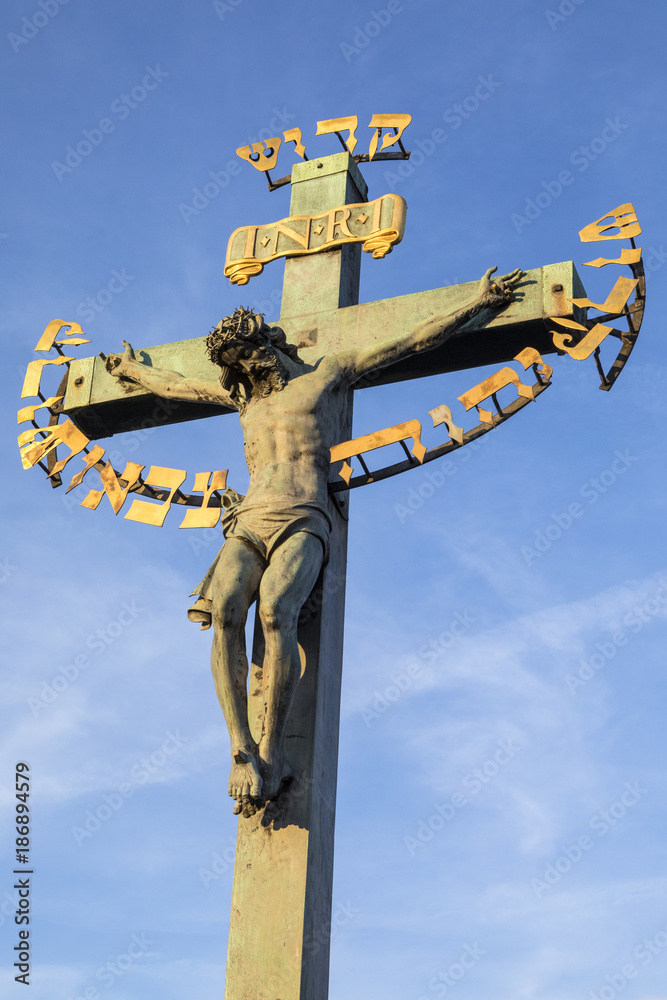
[187,498,332,630]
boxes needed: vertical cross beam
[224,153,367,1000]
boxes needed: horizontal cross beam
[63,262,584,439]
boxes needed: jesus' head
[206,307,303,409]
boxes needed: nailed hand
[99,340,136,379]
[478,266,524,307]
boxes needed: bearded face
[206,308,299,410]
[220,337,289,394]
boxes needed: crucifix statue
[19,125,644,999]
[101,263,522,818]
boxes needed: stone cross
[61,151,583,1000]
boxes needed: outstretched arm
[338,267,524,382]
[101,341,237,409]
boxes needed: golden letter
[549,317,614,360]
[19,420,89,474]
[428,404,464,446]
[65,446,106,493]
[458,364,537,425]
[124,466,187,527]
[569,275,639,314]
[283,127,307,160]
[34,319,90,352]
[583,248,642,268]
[513,347,553,383]
[367,113,411,159]
[236,138,282,172]
[17,396,63,424]
[179,471,229,529]
[326,207,354,243]
[316,116,359,154]
[330,419,426,485]
[272,219,311,255]
[579,203,641,243]
[21,356,72,399]
[81,461,145,513]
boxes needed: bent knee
[259,601,298,634]
[212,596,246,630]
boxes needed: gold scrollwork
[224,259,265,286]
[361,227,402,259]
[224,194,406,284]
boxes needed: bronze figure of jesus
[103,265,523,818]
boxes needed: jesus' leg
[209,537,266,818]
[257,531,324,801]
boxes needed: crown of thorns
[206,307,302,367]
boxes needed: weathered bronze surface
[59,260,582,440]
[16,161,646,1000]
[85,267,521,819]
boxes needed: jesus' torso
[239,354,350,508]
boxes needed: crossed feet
[229,743,293,819]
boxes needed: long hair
[206,307,303,409]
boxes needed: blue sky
[2,0,667,998]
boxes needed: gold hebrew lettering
[458,365,536,425]
[283,127,307,160]
[17,396,63,424]
[34,319,90,352]
[579,203,641,243]
[330,419,426,485]
[316,116,359,154]
[236,138,283,172]
[19,420,89,474]
[65,446,106,493]
[124,466,187,527]
[21,356,72,399]
[367,114,412,159]
[583,248,643,268]
[81,461,145,513]
[513,347,553,382]
[569,275,639,314]
[549,318,614,360]
[179,471,229,529]
[428,404,464,446]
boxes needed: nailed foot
[259,743,293,803]
[229,747,263,818]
